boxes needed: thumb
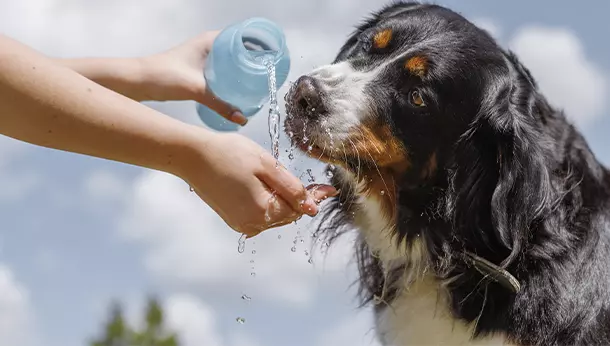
[199,86,248,126]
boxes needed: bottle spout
[234,18,288,67]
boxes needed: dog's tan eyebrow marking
[373,29,393,49]
[405,56,428,77]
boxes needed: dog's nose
[290,75,326,118]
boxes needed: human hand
[178,130,338,238]
[143,31,248,126]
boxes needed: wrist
[163,123,219,181]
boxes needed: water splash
[264,57,281,162]
[305,169,315,183]
[237,234,246,254]
[288,147,295,161]
[264,192,277,223]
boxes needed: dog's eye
[410,90,426,107]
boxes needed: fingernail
[231,111,247,126]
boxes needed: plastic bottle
[196,17,291,131]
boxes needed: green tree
[89,297,179,346]
[132,297,179,346]
[90,300,131,346]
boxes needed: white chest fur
[375,276,513,346]
[355,192,515,346]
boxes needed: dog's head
[286,2,506,182]
[285,2,557,270]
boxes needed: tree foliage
[89,297,179,346]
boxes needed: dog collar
[462,251,522,294]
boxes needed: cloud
[472,17,503,39]
[83,169,129,204]
[316,308,380,346]
[509,26,607,128]
[0,263,37,346]
[165,294,225,346]
[0,136,40,203]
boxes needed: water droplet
[250,260,254,264]
[308,258,313,264]
[189,186,194,192]
[307,145,313,152]
[291,246,297,252]
[304,250,309,256]
[278,235,282,240]
[241,294,251,301]
[326,170,334,179]
[236,317,246,324]
[380,190,385,195]
[251,272,256,277]
[324,242,330,247]
[237,234,246,254]
[252,250,257,255]
[305,169,315,183]
[300,239,304,243]
[288,147,295,160]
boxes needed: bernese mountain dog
[284,2,610,345]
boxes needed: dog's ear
[448,52,554,268]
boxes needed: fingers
[306,184,339,203]
[200,89,248,126]
[257,159,320,216]
[242,193,300,238]
[238,184,339,238]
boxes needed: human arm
[53,31,247,125]
[0,34,336,236]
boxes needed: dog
[284,2,610,345]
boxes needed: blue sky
[0,1,609,345]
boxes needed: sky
[1,1,610,345]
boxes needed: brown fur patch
[373,29,393,49]
[363,169,399,221]
[349,123,409,170]
[420,151,438,179]
[405,56,428,77]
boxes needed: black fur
[288,2,610,345]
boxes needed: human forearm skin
[0,34,210,177]
[53,56,154,101]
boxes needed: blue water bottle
[196,17,291,131]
